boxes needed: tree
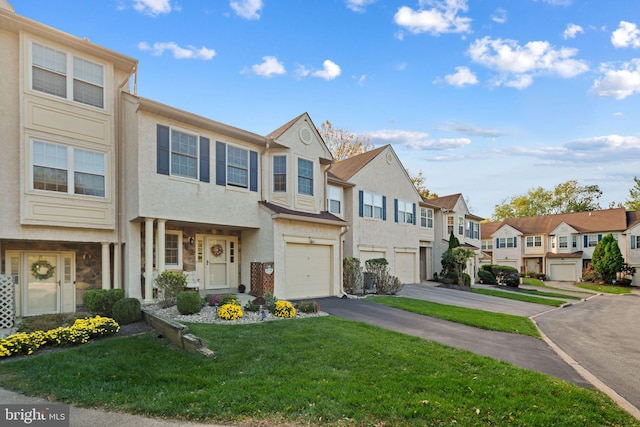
[408,169,438,199]
[591,233,624,283]
[626,176,640,211]
[491,180,602,221]
[441,246,475,286]
[318,120,372,161]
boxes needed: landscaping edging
[141,308,215,358]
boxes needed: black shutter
[157,124,170,175]
[199,137,210,183]
[249,150,258,192]
[216,141,226,186]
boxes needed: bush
[205,294,221,306]
[581,267,598,282]
[343,257,364,295]
[273,301,296,318]
[463,273,471,287]
[218,294,239,307]
[83,289,125,317]
[244,300,261,312]
[17,313,90,334]
[264,292,278,314]
[176,291,202,315]
[478,269,496,285]
[365,258,404,295]
[154,271,187,308]
[218,303,243,320]
[296,300,320,314]
[112,298,142,325]
[498,273,520,287]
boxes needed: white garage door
[285,243,332,299]
[549,264,576,281]
[395,252,416,284]
[360,250,386,264]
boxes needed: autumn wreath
[30,259,55,280]
[211,244,224,257]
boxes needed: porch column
[113,243,121,289]
[157,219,166,274]
[144,218,155,303]
[101,242,111,290]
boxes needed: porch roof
[259,201,348,227]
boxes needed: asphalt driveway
[316,296,590,387]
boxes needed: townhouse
[481,208,640,284]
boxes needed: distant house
[481,207,640,284]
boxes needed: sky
[11,0,640,218]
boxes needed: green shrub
[218,293,239,307]
[478,269,496,285]
[17,313,90,334]
[154,271,187,308]
[176,291,202,315]
[463,273,471,287]
[244,300,261,312]
[296,300,320,314]
[343,257,364,294]
[83,289,124,317]
[365,258,404,295]
[111,298,142,325]
[264,292,278,313]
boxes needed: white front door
[195,236,238,290]
[24,253,60,316]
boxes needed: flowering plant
[0,316,119,358]
[218,303,243,320]
[273,300,296,318]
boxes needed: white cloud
[491,8,507,24]
[230,0,263,20]
[442,66,478,87]
[435,122,507,138]
[611,21,640,48]
[132,0,172,16]
[353,74,367,86]
[365,129,471,150]
[591,59,640,99]
[311,60,342,80]
[563,23,584,39]
[346,0,376,13]
[467,36,588,89]
[534,0,572,5]
[138,41,216,60]
[613,112,624,117]
[246,56,286,77]
[393,0,471,36]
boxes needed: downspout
[339,225,350,296]
[261,140,270,201]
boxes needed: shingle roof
[259,201,347,225]
[328,145,388,181]
[266,113,307,140]
[427,193,462,210]
[481,207,630,239]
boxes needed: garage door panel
[395,252,416,284]
[549,264,576,281]
[285,243,331,299]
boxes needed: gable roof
[481,207,630,239]
[266,112,333,163]
[266,113,307,140]
[328,145,388,181]
[428,193,462,211]
[627,210,640,229]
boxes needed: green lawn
[369,296,540,337]
[507,288,582,300]
[0,317,636,426]
[522,278,595,294]
[472,288,567,307]
[576,283,633,294]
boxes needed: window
[273,156,287,192]
[572,235,578,248]
[297,158,313,195]
[164,231,183,268]
[481,240,493,250]
[228,145,249,188]
[32,140,105,197]
[171,129,198,179]
[420,208,433,228]
[587,234,599,247]
[631,235,640,250]
[526,236,542,247]
[397,200,414,224]
[458,217,464,235]
[466,221,480,239]
[327,185,342,214]
[447,216,454,235]
[559,236,568,248]
[507,238,515,248]
[32,42,104,108]
[496,237,517,248]
[363,191,384,219]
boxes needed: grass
[576,283,633,294]
[0,318,636,426]
[369,296,540,338]
[521,278,595,294]
[507,288,582,300]
[472,288,567,307]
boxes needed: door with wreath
[201,237,238,290]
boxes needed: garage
[359,250,386,264]
[549,264,577,281]
[395,251,416,284]
[285,243,332,299]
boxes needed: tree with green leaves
[625,176,640,211]
[491,180,602,221]
[591,233,624,283]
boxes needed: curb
[530,296,640,421]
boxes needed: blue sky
[13,0,640,218]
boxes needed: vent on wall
[299,127,312,144]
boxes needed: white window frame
[397,200,413,224]
[170,128,199,180]
[163,230,183,269]
[272,155,287,193]
[559,236,568,248]
[632,235,640,250]
[327,185,342,215]
[420,208,433,229]
[572,235,578,248]
[227,144,249,188]
[481,240,493,250]
[31,139,106,198]
[447,216,454,235]
[30,41,105,109]
[526,236,542,247]
[497,238,506,249]
[458,216,464,235]
[587,234,599,247]
[363,191,383,219]
[297,157,314,196]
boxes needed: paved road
[397,284,556,317]
[535,294,640,410]
[316,296,590,387]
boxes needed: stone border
[141,308,215,358]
